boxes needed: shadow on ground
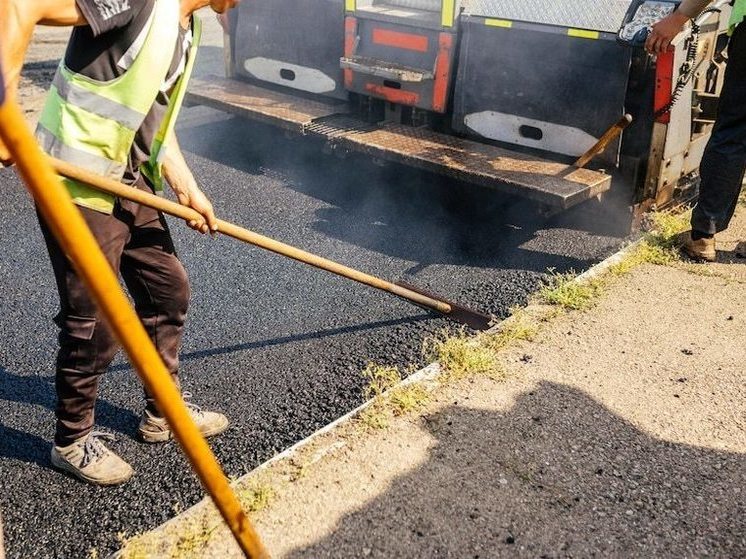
[0,363,139,449]
[287,382,745,558]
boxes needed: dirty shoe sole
[139,417,230,444]
[50,448,133,486]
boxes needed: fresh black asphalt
[0,115,632,558]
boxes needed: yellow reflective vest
[36,0,201,213]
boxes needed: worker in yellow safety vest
[0,0,240,486]
[647,0,746,261]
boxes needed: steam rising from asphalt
[177,114,632,320]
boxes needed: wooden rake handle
[574,114,633,169]
[49,157,452,315]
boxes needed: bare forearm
[162,133,197,194]
[678,0,713,19]
[162,132,218,233]
[0,0,86,161]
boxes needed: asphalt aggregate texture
[0,114,632,558]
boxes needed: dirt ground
[122,212,746,558]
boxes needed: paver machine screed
[187,0,733,217]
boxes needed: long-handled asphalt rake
[50,158,493,330]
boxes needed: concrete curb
[112,237,643,557]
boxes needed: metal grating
[334,121,611,208]
[305,115,378,138]
[187,79,611,209]
[463,0,634,32]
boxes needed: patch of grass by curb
[388,384,431,416]
[539,271,604,311]
[424,329,502,381]
[361,364,400,399]
[357,364,432,431]
[482,310,540,352]
[118,477,276,559]
[237,481,275,513]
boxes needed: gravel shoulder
[126,211,746,558]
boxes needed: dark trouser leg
[692,23,746,235]
[41,187,190,444]
[118,196,191,416]
[39,207,129,447]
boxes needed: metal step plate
[332,121,611,208]
[187,77,610,209]
[186,76,348,133]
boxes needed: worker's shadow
[286,381,745,558]
[0,364,139,468]
[716,249,746,264]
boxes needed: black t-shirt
[67,0,191,186]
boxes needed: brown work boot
[735,241,746,258]
[50,432,133,486]
[138,392,229,443]
[677,231,716,262]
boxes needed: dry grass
[361,363,401,399]
[538,271,604,310]
[482,311,539,352]
[388,384,431,416]
[237,481,275,513]
[424,329,501,381]
[357,401,391,431]
[357,364,431,430]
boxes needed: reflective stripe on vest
[36,0,181,214]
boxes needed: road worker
[0,0,240,485]
[646,0,746,261]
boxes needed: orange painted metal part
[0,86,267,559]
[654,49,675,124]
[432,32,454,113]
[365,83,420,105]
[372,28,429,52]
[344,16,357,89]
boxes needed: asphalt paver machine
[188,0,732,215]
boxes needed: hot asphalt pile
[0,115,629,557]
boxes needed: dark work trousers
[38,183,190,447]
[692,22,746,235]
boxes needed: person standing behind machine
[646,0,746,261]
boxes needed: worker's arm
[0,0,87,163]
[645,0,713,54]
[162,132,218,234]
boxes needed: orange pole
[0,93,267,558]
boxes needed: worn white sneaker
[138,393,229,443]
[50,432,133,486]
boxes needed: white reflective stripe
[36,126,127,179]
[243,57,337,94]
[463,111,598,157]
[52,72,146,131]
[117,5,157,71]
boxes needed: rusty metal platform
[187,76,347,134]
[187,76,611,208]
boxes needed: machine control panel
[618,0,681,46]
